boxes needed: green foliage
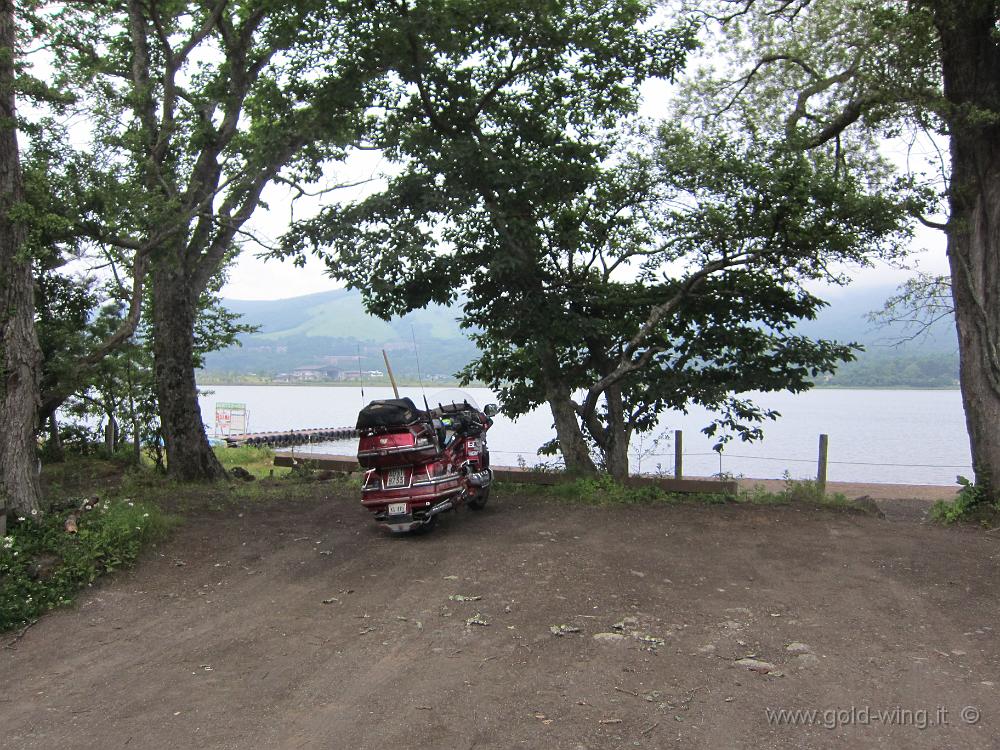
[41,256,258,469]
[551,476,677,505]
[931,476,999,524]
[681,1,1000,506]
[0,499,174,632]
[214,445,274,468]
[33,266,100,406]
[278,2,921,477]
[19,1,398,477]
[498,475,733,506]
[740,475,851,508]
[680,1,943,143]
[498,473,875,510]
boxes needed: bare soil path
[3,486,998,749]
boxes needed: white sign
[215,402,248,435]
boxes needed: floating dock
[223,427,358,448]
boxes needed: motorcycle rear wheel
[467,487,490,510]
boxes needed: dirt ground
[3,484,999,750]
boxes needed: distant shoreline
[196,379,960,392]
[197,379,484,388]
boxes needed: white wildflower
[2,536,12,549]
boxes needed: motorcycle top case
[356,398,424,429]
[356,398,439,469]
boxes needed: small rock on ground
[735,658,778,674]
[794,653,820,669]
[593,632,627,643]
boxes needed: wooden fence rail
[254,428,832,488]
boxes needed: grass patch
[739,476,852,509]
[213,445,292,479]
[497,473,864,512]
[225,472,357,504]
[1,498,176,632]
[213,445,361,501]
[496,475,731,506]
[110,463,346,514]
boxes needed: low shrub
[739,474,851,508]
[1,498,174,632]
[931,475,999,524]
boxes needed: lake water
[197,385,973,487]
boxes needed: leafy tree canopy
[278,1,922,476]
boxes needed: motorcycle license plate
[385,468,407,488]
[388,502,408,515]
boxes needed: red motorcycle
[356,393,497,533]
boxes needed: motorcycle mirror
[484,404,499,417]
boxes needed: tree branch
[917,214,949,230]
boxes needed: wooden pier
[223,427,357,448]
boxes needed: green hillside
[200,284,960,387]
[201,289,475,381]
[254,294,400,341]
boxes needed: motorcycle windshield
[427,389,480,412]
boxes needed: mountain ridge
[201,284,959,387]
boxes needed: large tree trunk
[0,1,42,522]
[601,386,631,482]
[937,4,1000,500]
[546,392,597,475]
[946,151,1000,498]
[150,256,226,481]
[574,346,632,481]
[535,341,597,475]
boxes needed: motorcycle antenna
[410,324,431,413]
[382,349,400,399]
[357,343,365,404]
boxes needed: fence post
[674,430,683,479]
[817,434,829,493]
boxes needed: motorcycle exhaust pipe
[426,499,454,517]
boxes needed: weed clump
[1,498,174,632]
[931,476,1000,525]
